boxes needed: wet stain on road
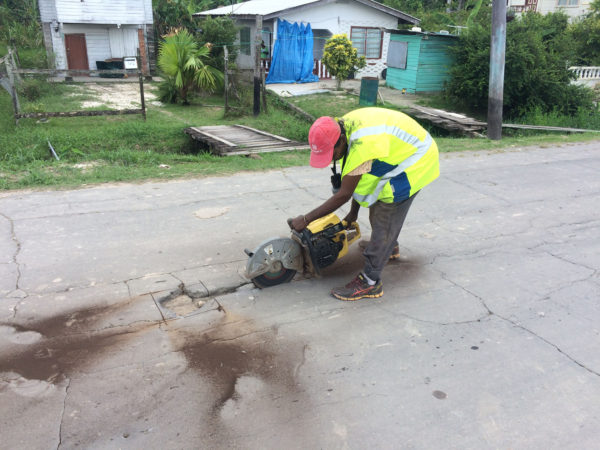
[433,390,447,400]
[169,314,308,419]
[2,298,312,446]
[0,299,157,384]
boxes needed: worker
[260,40,269,59]
[290,107,439,301]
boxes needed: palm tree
[158,29,223,104]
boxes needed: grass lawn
[1,83,599,191]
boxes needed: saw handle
[341,220,359,230]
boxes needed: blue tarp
[266,19,319,84]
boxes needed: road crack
[496,313,600,378]
[57,377,71,450]
[439,271,600,378]
[0,212,28,317]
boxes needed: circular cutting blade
[252,267,296,288]
[245,237,303,288]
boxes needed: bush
[446,10,595,118]
[196,16,238,72]
[157,76,179,104]
[322,34,366,90]
[518,104,600,129]
[16,47,49,69]
[0,0,43,49]
[568,0,600,65]
[18,78,53,101]
[157,29,223,104]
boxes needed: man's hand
[342,211,358,226]
[342,199,361,227]
[289,215,308,232]
[289,175,361,233]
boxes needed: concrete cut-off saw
[244,213,361,288]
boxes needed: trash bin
[97,59,124,78]
[359,76,379,106]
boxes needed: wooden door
[65,34,89,70]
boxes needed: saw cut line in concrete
[158,282,246,317]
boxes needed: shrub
[158,29,223,104]
[322,34,366,90]
[18,78,54,101]
[568,0,600,65]
[157,76,179,104]
[196,16,238,72]
[447,11,595,118]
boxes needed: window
[351,27,383,59]
[387,41,408,70]
[557,0,578,5]
[240,27,251,56]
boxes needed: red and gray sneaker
[331,273,383,301]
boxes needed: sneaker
[331,273,383,301]
[358,240,400,260]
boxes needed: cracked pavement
[1,141,599,449]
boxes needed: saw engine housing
[245,213,360,288]
[293,214,360,276]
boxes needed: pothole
[157,283,248,318]
[160,293,206,317]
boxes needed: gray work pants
[363,193,417,282]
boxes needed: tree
[0,0,43,48]
[157,29,223,104]
[152,0,228,37]
[568,0,600,65]
[446,11,593,118]
[195,16,239,71]
[322,34,366,90]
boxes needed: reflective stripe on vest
[350,127,433,206]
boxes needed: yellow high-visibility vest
[340,108,439,207]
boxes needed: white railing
[314,59,331,79]
[570,66,600,80]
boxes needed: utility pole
[253,15,262,116]
[487,0,506,140]
[224,46,229,113]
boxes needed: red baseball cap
[308,116,341,168]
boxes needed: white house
[195,0,418,80]
[38,0,155,74]
[507,0,592,20]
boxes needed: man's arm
[343,199,361,225]
[290,174,361,231]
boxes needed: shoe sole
[332,290,384,301]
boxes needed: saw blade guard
[245,237,303,286]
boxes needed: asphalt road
[1,141,599,449]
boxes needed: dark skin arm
[290,174,361,231]
[342,199,361,225]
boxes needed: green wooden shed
[385,29,457,94]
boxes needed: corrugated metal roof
[386,28,458,38]
[195,0,320,17]
[195,0,419,24]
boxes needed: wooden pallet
[405,106,487,137]
[184,124,309,156]
[405,105,600,135]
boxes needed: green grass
[1,83,599,191]
[0,83,313,190]
[0,44,48,69]
[286,91,360,118]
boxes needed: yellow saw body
[244,213,361,288]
